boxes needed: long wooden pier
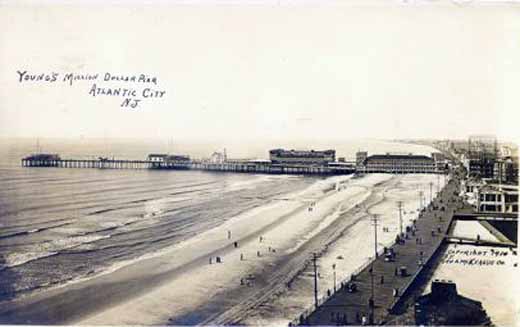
[21,158,153,169]
[291,168,465,325]
[20,156,355,175]
[21,153,449,176]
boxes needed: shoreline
[0,173,444,325]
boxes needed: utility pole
[369,213,378,326]
[369,262,375,325]
[313,252,318,309]
[332,263,337,293]
[429,182,433,204]
[372,214,379,258]
[397,201,404,236]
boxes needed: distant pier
[21,158,153,169]
[20,150,448,176]
[20,155,356,175]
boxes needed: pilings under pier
[21,157,449,176]
[20,158,356,175]
[21,159,153,169]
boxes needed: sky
[1,0,519,143]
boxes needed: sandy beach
[66,173,441,325]
[0,173,445,325]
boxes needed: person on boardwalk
[234,241,238,248]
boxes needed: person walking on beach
[228,230,231,239]
[240,253,244,261]
[259,236,263,243]
[209,257,212,264]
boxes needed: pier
[20,148,452,176]
[21,158,153,169]
[291,168,465,325]
[20,156,356,175]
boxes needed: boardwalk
[297,169,464,326]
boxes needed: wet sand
[0,173,444,325]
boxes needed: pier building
[22,153,61,167]
[146,153,191,169]
[147,154,168,162]
[269,149,336,165]
[356,151,438,174]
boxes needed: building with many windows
[356,152,437,174]
[269,149,336,165]
[476,184,518,213]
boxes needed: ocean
[0,138,435,304]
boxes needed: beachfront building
[493,158,518,184]
[464,158,496,179]
[269,149,336,165]
[355,152,437,174]
[476,184,518,214]
[459,178,482,207]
